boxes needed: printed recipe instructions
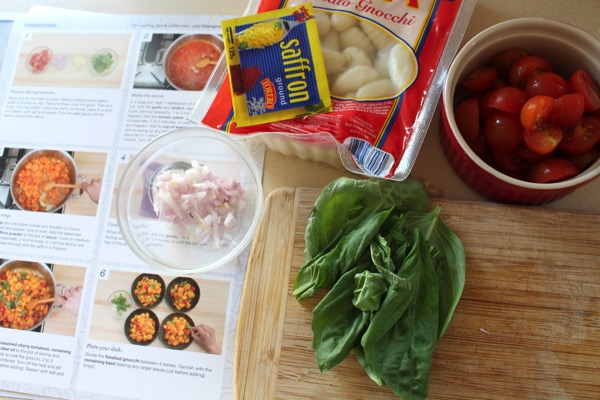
[0,12,263,400]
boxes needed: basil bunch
[293,177,465,399]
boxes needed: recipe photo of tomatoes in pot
[0,268,52,330]
[166,39,222,91]
[14,155,71,212]
[454,48,600,183]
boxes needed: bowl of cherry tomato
[26,46,53,73]
[441,18,600,204]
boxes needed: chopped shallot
[152,161,247,248]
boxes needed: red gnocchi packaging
[191,0,476,180]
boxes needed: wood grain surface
[235,187,600,399]
[41,263,86,337]
[63,151,106,217]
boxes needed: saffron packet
[221,3,332,127]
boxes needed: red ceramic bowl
[441,18,600,205]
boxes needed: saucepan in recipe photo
[133,33,223,91]
[1,147,107,216]
[0,259,85,336]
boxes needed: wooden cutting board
[235,187,600,399]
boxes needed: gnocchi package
[192,0,476,180]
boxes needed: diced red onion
[152,161,247,248]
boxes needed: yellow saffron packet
[221,3,332,127]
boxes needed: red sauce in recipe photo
[166,39,222,91]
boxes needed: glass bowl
[90,48,118,75]
[116,127,263,273]
[105,290,134,320]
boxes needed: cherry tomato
[565,148,599,171]
[553,93,585,128]
[486,86,529,113]
[492,78,508,90]
[530,158,579,183]
[523,126,563,155]
[484,111,523,152]
[461,66,498,93]
[559,116,600,154]
[520,95,555,133]
[489,48,528,79]
[524,72,569,99]
[469,133,491,158]
[478,91,494,122]
[454,98,480,143]
[569,69,600,112]
[509,55,553,89]
[457,48,600,183]
[492,150,529,179]
[515,143,550,164]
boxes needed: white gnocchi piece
[338,26,376,58]
[320,30,341,52]
[374,54,391,79]
[315,11,331,37]
[330,13,358,32]
[388,43,417,92]
[331,65,380,97]
[356,79,395,99]
[359,20,395,50]
[321,48,347,76]
[343,47,372,67]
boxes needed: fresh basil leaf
[294,208,393,300]
[304,177,429,261]
[370,235,410,290]
[404,205,466,339]
[362,230,440,400]
[312,263,371,372]
[352,271,387,312]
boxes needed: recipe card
[0,11,263,400]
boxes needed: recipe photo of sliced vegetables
[25,46,117,75]
[294,177,465,399]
